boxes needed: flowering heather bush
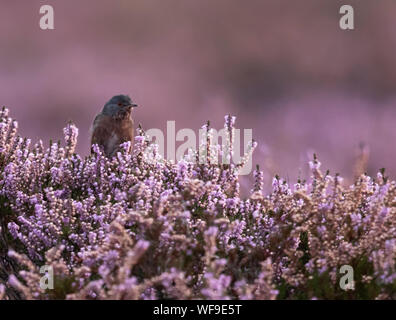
[0,106,395,300]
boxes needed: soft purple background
[2,0,396,189]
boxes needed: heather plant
[0,107,395,300]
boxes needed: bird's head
[102,95,138,119]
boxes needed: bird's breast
[105,131,120,155]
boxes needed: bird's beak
[124,104,137,110]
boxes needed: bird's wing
[90,113,112,148]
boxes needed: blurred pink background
[2,0,396,189]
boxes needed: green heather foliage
[0,107,395,300]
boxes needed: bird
[90,95,138,157]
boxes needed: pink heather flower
[7,222,19,239]
[309,160,321,170]
[8,275,22,289]
[134,136,145,143]
[205,226,219,238]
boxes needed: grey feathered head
[102,95,138,116]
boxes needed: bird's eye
[118,103,123,107]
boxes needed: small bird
[90,95,138,157]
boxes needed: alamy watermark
[39,265,54,290]
[38,4,356,31]
[39,5,54,30]
[339,265,355,291]
[141,121,255,175]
